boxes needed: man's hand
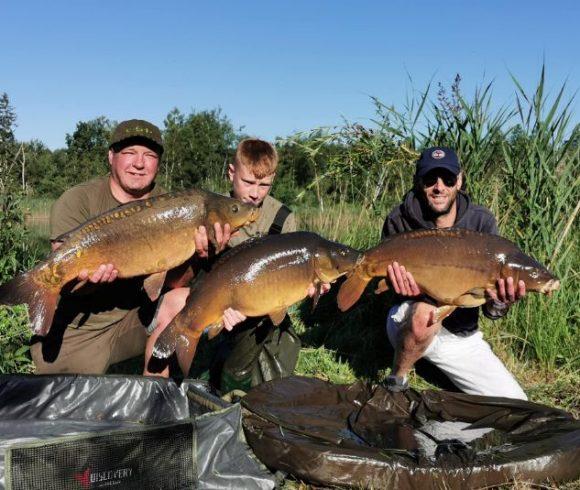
[78,263,118,284]
[194,223,232,258]
[222,307,247,331]
[486,277,526,306]
[388,262,421,297]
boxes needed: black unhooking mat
[0,374,275,490]
[241,376,580,489]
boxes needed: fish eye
[339,249,347,256]
[231,204,239,213]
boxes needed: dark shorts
[31,303,157,375]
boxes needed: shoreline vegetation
[0,67,578,486]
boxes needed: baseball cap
[109,119,164,155]
[415,147,460,178]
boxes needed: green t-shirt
[50,175,166,330]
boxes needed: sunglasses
[421,171,458,188]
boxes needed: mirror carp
[337,228,560,318]
[152,231,361,375]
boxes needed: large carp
[152,231,361,375]
[337,228,560,315]
[0,188,259,336]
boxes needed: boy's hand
[78,264,118,284]
[222,307,247,331]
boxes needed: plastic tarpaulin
[0,374,275,490]
[242,376,580,489]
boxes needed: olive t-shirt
[50,175,166,330]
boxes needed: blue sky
[3,1,578,149]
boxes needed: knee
[409,321,429,343]
[157,288,189,328]
[409,307,437,344]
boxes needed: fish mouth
[250,207,260,222]
[541,279,560,294]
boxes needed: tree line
[0,93,342,205]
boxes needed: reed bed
[291,67,578,376]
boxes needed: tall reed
[293,66,579,371]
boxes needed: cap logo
[125,126,153,136]
[432,149,445,159]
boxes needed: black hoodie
[382,190,504,335]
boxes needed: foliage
[22,117,113,197]
[274,133,345,206]
[0,92,37,374]
[0,306,33,374]
[0,92,18,193]
[63,116,113,189]
[293,65,579,372]
[162,108,239,191]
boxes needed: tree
[162,108,239,190]
[63,116,114,187]
[0,92,18,192]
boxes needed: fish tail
[152,319,201,376]
[151,321,180,360]
[175,333,200,376]
[337,269,371,311]
[0,271,59,336]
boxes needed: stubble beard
[425,191,457,218]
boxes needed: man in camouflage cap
[109,119,164,155]
[31,118,230,375]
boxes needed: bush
[0,306,33,373]
[0,191,40,373]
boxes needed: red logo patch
[74,468,91,489]
[431,149,445,159]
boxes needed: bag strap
[268,204,291,235]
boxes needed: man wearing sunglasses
[381,147,527,399]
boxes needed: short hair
[234,138,278,179]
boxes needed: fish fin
[206,322,225,340]
[175,332,201,376]
[433,305,457,323]
[374,278,389,294]
[453,290,487,307]
[311,283,322,312]
[0,271,59,336]
[337,271,371,311]
[143,271,167,301]
[269,308,288,326]
[69,279,88,293]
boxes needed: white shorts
[386,302,527,400]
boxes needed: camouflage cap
[109,119,164,154]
